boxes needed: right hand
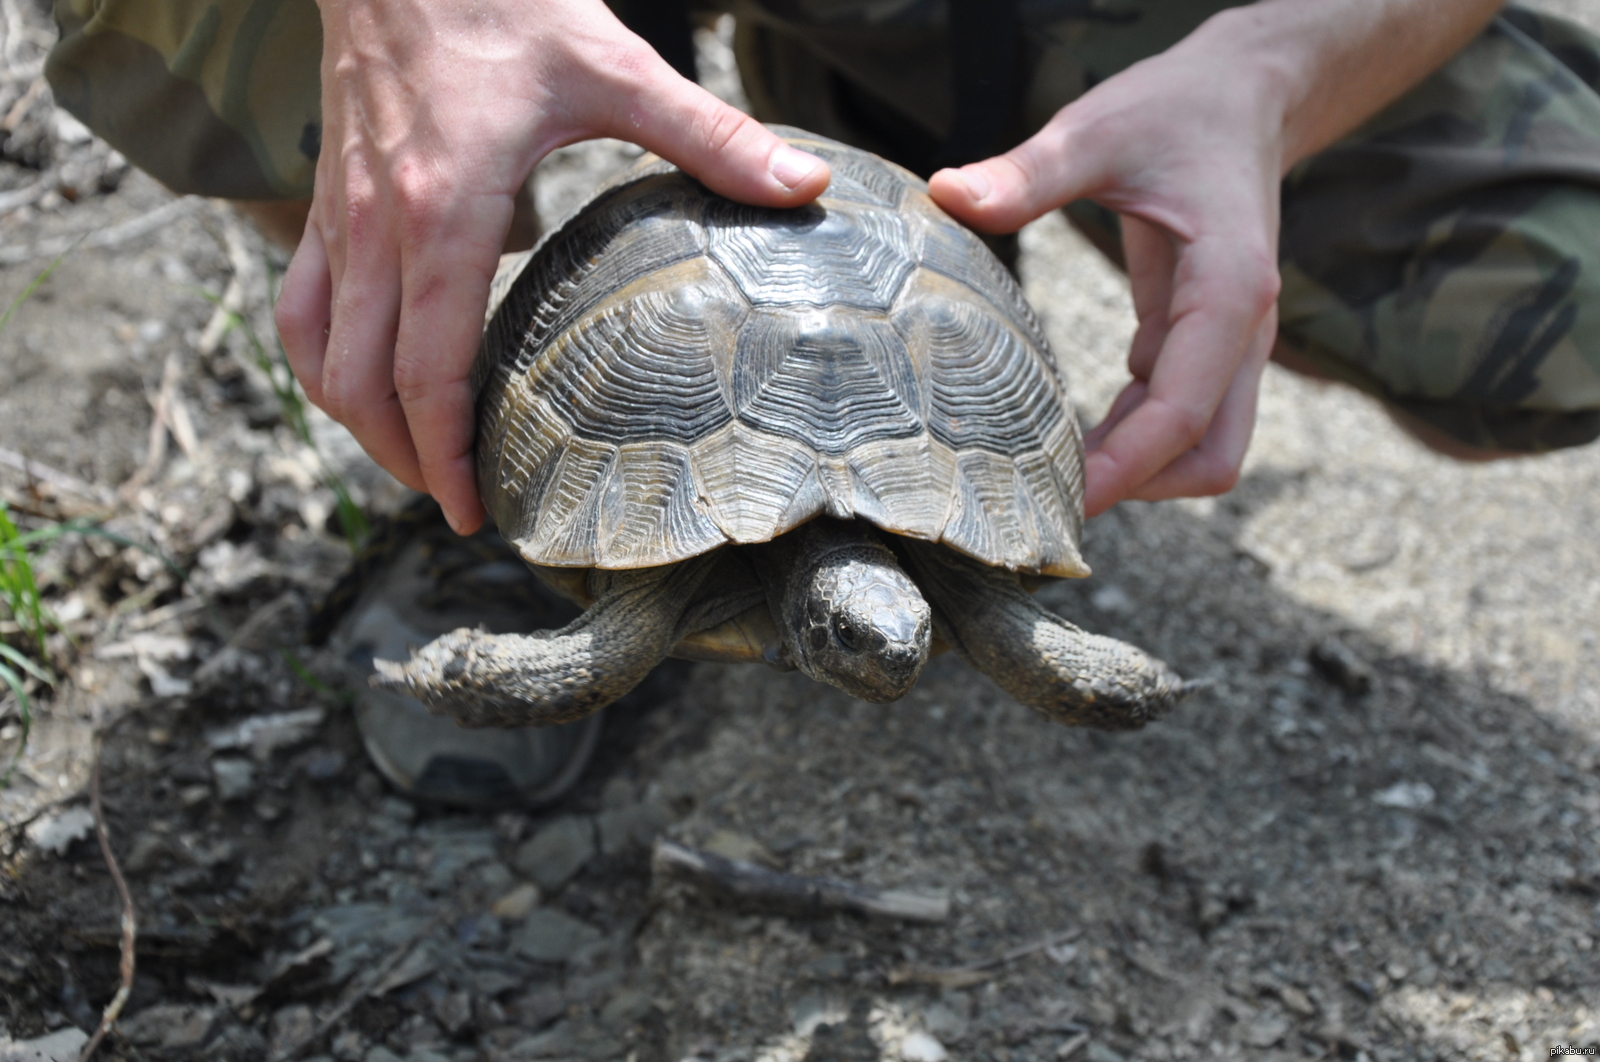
[274,0,830,534]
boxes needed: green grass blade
[0,241,77,335]
[0,642,52,686]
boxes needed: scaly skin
[754,519,932,703]
[897,539,1195,729]
[371,552,720,727]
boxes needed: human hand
[274,0,830,533]
[929,16,1286,518]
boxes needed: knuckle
[1164,402,1211,450]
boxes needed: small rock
[1090,584,1133,614]
[433,991,473,1035]
[1372,781,1435,810]
[512,908,602,963]
[331,1030,367,1061]
[510,1021,573,1060]
[364,1048,404,1062]
[206,707,326,760]
[702,828,778,868]
[514,816,596,891]
[211,756,256,801]
[1308,638,1374,695]
[599,988,658,1026]
[791,995,845,1037]
[1243,1012,1290,1048]
[490,883,541,922]
[1084,1044,1126,1062]
[919,1004,967,1043]
[900,1032,947,1062]
[1277,985,1316,1017]
[268,1004,315,1057]
[595,801,673,856]
[25,808,95,856]
[120,1004,218,1051]
[0,1028,89,1062]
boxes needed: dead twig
[888,927,1082,988]
[0,445,117,507]
[651,837,950,923]
[266,910,448,1062]
[78,730,137,1062]
[0,74,43,132]
[0,197,196,267]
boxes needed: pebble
[119,1004,218,1050]
[268,1004,315,1057]
[1084,1044,1126,1062]
[595,801,672,856]
[490,883,541,922]
[514,816,595,891]
[512,908,602,963]
[24,807,95,856]
[599,989,657,1026]
[0,1028,88,1062]
[364,1048,404,1062]
[211,756,256,801]
[899,1032,947,1062]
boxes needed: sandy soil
[4,6,1600,1062]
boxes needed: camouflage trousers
[45,0,1600,451]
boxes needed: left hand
[930,26,1284,518]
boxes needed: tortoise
[373,127,1196,731]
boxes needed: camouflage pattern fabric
[45,0,321,199]
[45,0,1600,450]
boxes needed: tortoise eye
[832,614,862,651]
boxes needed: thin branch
[0,198,196,267]
[651,838,951,923]
[887,927,1082,988]
[0,445,117,506]
[78,731,137,1062]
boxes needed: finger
[276,219,333,409]
[319,212,427,495]
[1125,312,1275,502]
[1082,379,1148,452]
[1122,215,1175,380]
[927,110,1112,234]
[392,191,509,534]
[1082,233,1279,512]
[605,51,831,207]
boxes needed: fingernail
[442,507,464,536]
[769,145,823,191]
[958,167,992,202]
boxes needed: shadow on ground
[4,470,1596,1062]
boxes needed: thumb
[614,60,831,207]
[929,119,1103,234]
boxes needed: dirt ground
[5,5,1600,1062]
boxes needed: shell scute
[478,129,1086,578]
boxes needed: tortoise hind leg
[372,553,720,728]
[896,540,1195,730]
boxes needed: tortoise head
[776,526,932,703]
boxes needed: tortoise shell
[473,127,1089,580]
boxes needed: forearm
[1187,0,1505,172]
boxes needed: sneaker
[316,499,602,808]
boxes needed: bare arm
[931,0,1505,515]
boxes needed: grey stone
[1084,1044,1126,1062]
[899,1032,947,1062]
[268,1005,315,1058]
[918,1003,967,1044]
[510,1021,573,1059]
[513,816,595,891]
[599,988,657,1026]
[120,1004,217,1050]
[364,1048,404,1062]
[0,1028,89,1062]
[512,908,602,963]
[595,801,673,856]
[211,756,256,801]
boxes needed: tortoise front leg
[372,552,720,728]
[897,541,1195,730]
